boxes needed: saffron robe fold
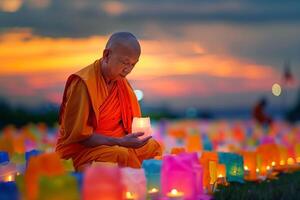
[55,60,161,170]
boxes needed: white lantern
[132,117,152,139]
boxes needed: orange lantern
[256,144,280,176]
[199,151,218,189]
[25,153,65,200]
[240,151,258,181]
[216,164,226,185]
[186,133,202,153]
[295,144,300,164]
[171,147,186,155]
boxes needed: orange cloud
[0,29,282,105]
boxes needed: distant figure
[252,98,273,125]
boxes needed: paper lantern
[295,144,300,163]
[38,175,80,200]
[218,152,244,183]
[25,153,65,200]
[0,151,9,164]
[256,144,280,175]
[132,117,152,139]
[142,159,162,191]
[83,164,125,200]
[199,151,218,190]
[121,168,147,200]
[0,162,17,182]
[217,164,226,178]
[170,147,186,155]
[12,135,25,154]
[240,151,258,181]
[276,146,288,170]
[0,181,19,200]
[161,153,203,199]
[25,150,41,166]
[186,133,202,153]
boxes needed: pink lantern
[83,165,125,200]
[121,167,147,200]
[161,153,203,200]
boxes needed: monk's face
[103,44,140,81]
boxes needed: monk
[55,32,162,171]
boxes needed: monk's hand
[118,132,152,148]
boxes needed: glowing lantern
[256,144,280,175]
[170,147,186,155]
[295,144,300,163]
[287,157,295,165]
[132,117,152,139]
[186,132,202,153]
[83,164,125,200]
[121,168,147,200]
[12,135,25,154]
[25,153,65,200]
[217,164,226,178]
[142,159,162,191]
[199,151,218,189]
[166,188,184,200]
[0,162,17,182]
[218,152,244,183]
[148,187,159,200]
[161,153,203,199]
[240,151,258,181]
[38,175,80,200]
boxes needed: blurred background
[0,0,300,128]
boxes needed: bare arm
[80,132,152,149]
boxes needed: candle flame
[256,168,259,173]
[287,157,295,165]
[167,189,184,197]
[6,175,13,182]
[149,188,158,193]
[280,160,285,166]
[244,166,249,171]
[271,161,276,167]
[266,165,271,170]
[126,191,134,199]
[218,174,223,178]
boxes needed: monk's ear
[102,49,111,63]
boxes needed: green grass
[214,171,300,200]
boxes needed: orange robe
[56,59,161,171]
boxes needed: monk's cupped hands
[119,132,152,148]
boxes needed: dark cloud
[1,0,300,38]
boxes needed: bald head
[101,32,141,82]
[105,32,141,53]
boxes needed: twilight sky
[0,0,299,111]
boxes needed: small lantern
[83,164,125,200]
[38,174,80,200]
[142,159,162,192]
[132,117,152,139]
[218,152,244,183]
[121,168,147,200]
[240,151,258,181]
[199,151,218,190]
[161,153,203,199]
